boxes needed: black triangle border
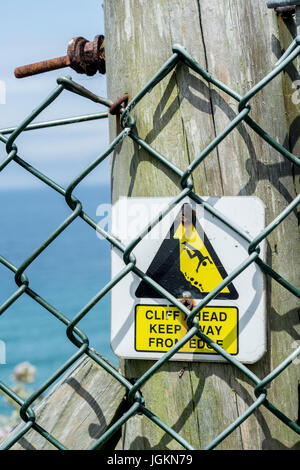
[135,203,239,300]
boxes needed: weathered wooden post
[7,355,126,450]
[104,0,300,450]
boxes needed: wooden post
[5,355,126,450]
[276,13,300,197]
[104,0,300,450]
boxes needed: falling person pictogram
[182,241,213,272]
[135,203,238,300]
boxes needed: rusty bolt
[179,291,195,311]
[14,34,105,79]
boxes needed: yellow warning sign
[135,305,238,354]
[135,203,238,300]
[174,222,230,295]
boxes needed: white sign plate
[111,196,266,363]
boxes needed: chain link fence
[0,38,299,450]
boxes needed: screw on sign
[14,34,105,78]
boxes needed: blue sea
[0,184,117,416]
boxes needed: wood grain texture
[276,15,300,198]
[8,355,126,450]
[104,0,300,450]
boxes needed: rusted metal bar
[14,35,105,79]
[15,56,71,79]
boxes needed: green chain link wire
[0,37,299,450]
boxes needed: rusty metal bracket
[267,1,299,16]
[109,94,129,135]
[267,0,300,38]
[14,35,105,79]
[109,94,129,115]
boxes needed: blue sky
[0,0,109,189]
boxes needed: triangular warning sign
[135,203,238,300]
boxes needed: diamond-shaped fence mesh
[0,39,299,451]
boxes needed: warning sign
[135,305,238,354]
[135,203,238,299]
[111,196,266,363]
